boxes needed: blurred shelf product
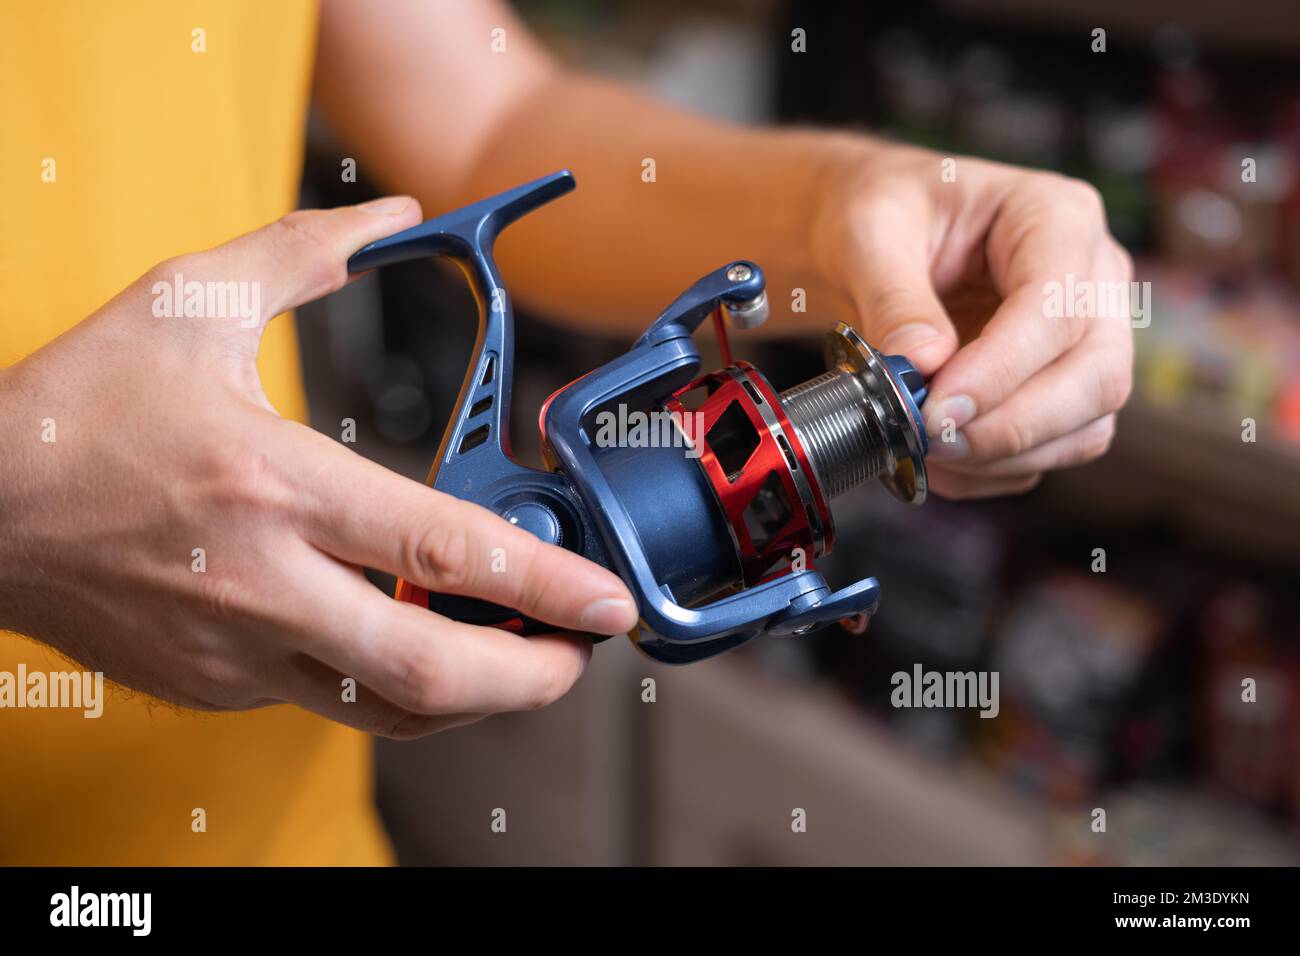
[832,493,1006,668]
[979,573,1171,804]
[1200,585,1300,814]
[1051,785,1300,866]
[1133,262,1300,443]
[1046,258,1300,559]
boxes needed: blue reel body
[347,170,926,664]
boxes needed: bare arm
[313,0,858,335]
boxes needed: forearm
[453,72,869,336]
[314,0,876,337]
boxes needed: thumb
[846,229,958,377]
[172,196,423,343]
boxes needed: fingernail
[579,597,638,636]
[881,322,941,356]
[928,430,969,461]
[357,195,413,215]
[926,393,976,436]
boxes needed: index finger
[286,428,639,637]
[924,180,1124,437]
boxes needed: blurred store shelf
[376,639,643,866]
[1050,390,1300,564]
[377,643,1048,866]
[380,637,1300,865]
[642,655,1046,865]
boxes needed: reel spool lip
[824,322,929,505]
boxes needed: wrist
[806,134,950,315]
[805,133,881,304]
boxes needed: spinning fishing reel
[347,171,930,664]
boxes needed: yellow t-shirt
[0,1,392,864]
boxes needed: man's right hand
[0,197,638,737]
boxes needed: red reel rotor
[664,362,833,586]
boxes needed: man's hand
[0,198,638,737]
[819,143,1135,499]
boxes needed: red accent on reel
[395,579,430,608]
[538,372,591,471]
[664,362,833,586]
